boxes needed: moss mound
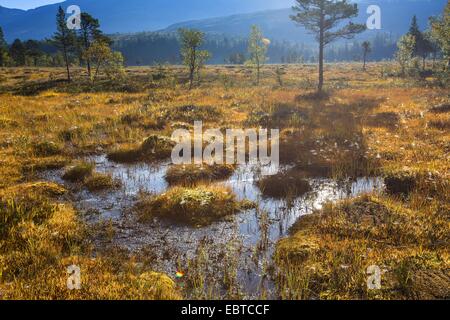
[62,162,95,182]
[107,146,142,163]
[384,168,448,198]
[84,173,121,192]
[140,135,175,159]
[107,135,175,163]
[257,169,311,199]
[136,186,251,225]
[137,272,181,300]
[33,141,63,156]
[165,164,235,186]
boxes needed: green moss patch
[135,186,252,225]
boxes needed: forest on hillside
[111,31,399,65]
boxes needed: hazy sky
[0,0,64,10]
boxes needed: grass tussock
[62,162,120,192]
[135,186,253,225]
[0,178,180,300]
[62,162,95,182]
[22,156,69,173]
[275,195,449,300]
[106,145,142,163]
[383,167,449,200]
[165,164,235,186]
[84,173,121,192]
[107,135,175,163]
[33,141,63,157]
[257,169,312,199]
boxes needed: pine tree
[247,25,268,85]
[0,27,8,67]
[53,6,76,81]
[430,2,450,70]
[9,39,26,66]
[408,15,432,70]
[291,0,366,92]
[396,34,416,76]
[178,29,210,90]
[408,15,422,56]
[78,12,109,77]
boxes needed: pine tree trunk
[317,6,325,93]
[189,66,194,90]
[257,64,260,85]
[87,60,91,78]
[318,28,324,92]
[63,46,71,82]
[189,48,196,90]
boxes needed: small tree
[84,40,111,82]
[423,30,440,69]
[362,41,371,71]
[396,34,416,76]
[408,15,433,70]
[195,50,211,84]
[247,25,268,85]
[78,12,109,78]
[430,2,450,70]
[291,0,366,92]
[53,6,76,81]
[104,51,125,81]
[178,29,210,90]
[84,40,125,82]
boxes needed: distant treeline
[0,23,425,67]
[111,31,399,66]
[111,32,312,65]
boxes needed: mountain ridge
[0,0,446,43]
[0,0,292,41]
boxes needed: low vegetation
[165,164,235,186]
[0,60,448,300]
[84,173,121,192]
[135,186,253,225]
[257,169,311,199]
[107,135,175,163]
[275,195,449,300]
[62,162,95,182]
